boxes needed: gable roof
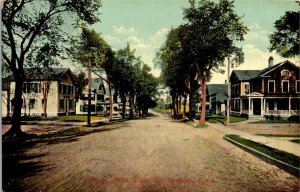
[231,70,261,81]
[258,60,299,77]
[231,60,299,81]
[207,84,227,95]
[91,78,105,93]
[8,68,74,81]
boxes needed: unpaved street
[3,116,300,192]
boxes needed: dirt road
[3,116,299,192]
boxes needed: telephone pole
[227,56,231,126]
[87,58,91,127]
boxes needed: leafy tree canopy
[269,11,300,58]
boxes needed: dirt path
[3,116,299,192]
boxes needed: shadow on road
[2,123,125,192]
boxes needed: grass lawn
[57,115,101,122]
[255,134,300,137]
[225,134,300,168]
[290,139,300,145]
[206,116,247,123]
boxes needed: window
[60,99,64,109]
[245,84,250,94]
[296,80,300,93]
[59,84,74,95]
[97,94,104,101]
[23,83,41,93]
[281,70,289,77]
[282,80,289,93]
[29,99,36,109]
[268,80,275,93]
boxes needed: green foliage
[2,0,101,135]
[73,71,88,101]
[269,11,300,58]
[182,0,248,74]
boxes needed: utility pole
[227,56,231,126]
[87,58,91,127]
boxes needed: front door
[253,99,261,115]
[64,98,69,115]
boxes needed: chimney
[268,56,274,68]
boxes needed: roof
[231,60,299,81]
[231,70,261,81]
[8,68,74,81]
[91,78,105,92]
[207,84,227,95]
[258,60,299,77]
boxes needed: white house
[3,68,76,117]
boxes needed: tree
[155,26,198,119]
[2,0,101,137]
[71,27,116,121]
[74,71,88,102]
[183,0,247,125]
[269,11,300,58]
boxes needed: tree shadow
[2,139,48,192]
[2,123,125,191]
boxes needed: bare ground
[3,116,300,192]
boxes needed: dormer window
[281,70,289,77]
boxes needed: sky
[91,0,299,84]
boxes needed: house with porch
[230,58,300,119]
[76,78,124,119]
[4,68,76,117]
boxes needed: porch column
[289,97,291,116]
[240,99,242,115]
[263,98,266,115]
[261,97,264,116]
[248,97,251,115]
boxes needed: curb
[224,136,300,178]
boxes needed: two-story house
[76,78,124,118]
[5,68,76,117]
[76,78,107,115]
[230,58,300,118]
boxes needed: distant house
[207,84,228,115]
[197,84,228,115]
[3,68,76,117]
[76,78,124,119]
[230,58,300,118]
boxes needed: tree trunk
[6,80,11,118]
[176,95,179,117]
[172,95,176,117]
[178,95,182,115]
[108,81,113,121]
[122,97,126,119]
[4,77,26,137]
[199,77,207,125]
[129,92,134,119]
[189,91,193,121]
[183,94,187,117]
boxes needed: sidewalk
[207,122,300,157]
